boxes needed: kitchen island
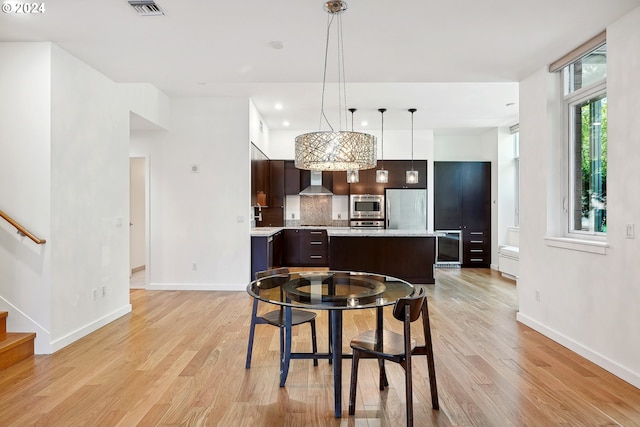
[327,228,437,284]
[251,227,438,284]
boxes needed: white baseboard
[147,282,246,292]
[516,312,640,389]
[49,304,132,353]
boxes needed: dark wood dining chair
[348,287,439,427]
[245,267,319,368]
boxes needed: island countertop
[251,226,440,238]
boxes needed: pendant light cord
[380,109,385,169]
[318,9,348,132]
[410,108,416,170]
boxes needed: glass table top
[247,270,415,310]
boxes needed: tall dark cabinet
[434,161,491,267]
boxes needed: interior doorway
[130,157,147,288]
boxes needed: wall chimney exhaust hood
[299,170,333,196]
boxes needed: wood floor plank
[0,268,639,426]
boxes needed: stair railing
[0,210,46,244]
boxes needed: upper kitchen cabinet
[284,160,301,195]
[385,160,427,189]
[331,171,349,195]
[270,160,285,208]
[347,167,383,195]
[251,143,270,206]
[348,160,427,194]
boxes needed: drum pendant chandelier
[295,1,377,171]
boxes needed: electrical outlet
[192,262,198,271]
[626,224,635,239]
[101,286,107,297]
[92,288,98,301]
[535,289,541,302]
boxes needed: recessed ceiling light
[361,121,368,127]
[269,41,285,50]
[275,103,283,110]
[283,121,290,127]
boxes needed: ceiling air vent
[128,0,165,16]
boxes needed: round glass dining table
[246,270,415,418]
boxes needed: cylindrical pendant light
[376,108,389,183]
[406,108,418,184]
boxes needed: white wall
[48,44,134,350]
[130,157,146,272]
[0,43,52,351]
[497,127,518,249]
[130,97,251,289]
[0,42,171,353]
[517,6,640,387]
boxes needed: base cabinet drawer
[463,230,490,267]
[283,229,329,267]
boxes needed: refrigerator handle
[386,199,390,228]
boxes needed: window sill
[545,236,608,255]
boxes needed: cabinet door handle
[470,249,483,253]
[310,241,323,245]
[471,240,484,243]
[470,258,484,262]
[310,255,323,259]
[310,231,323,235]
[470,231,484,235]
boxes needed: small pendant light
[346,108,360,183]
[406,108,419,184]
[376,108,389,183]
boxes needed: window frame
[562,73,607,240]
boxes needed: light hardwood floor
[1,268,639,426]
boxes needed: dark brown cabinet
[251,143,269,206]
[329,235,436,284]
[434,161,491,267]
[284,160,301,195]
[269,160,284,208]
[250,230,283,279]
[347,160,427,194]
[282,228,328,267]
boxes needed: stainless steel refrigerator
[385,188,427,230]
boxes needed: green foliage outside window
[579,98,607,232]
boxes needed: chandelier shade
[295,130,377,171]
[294,1,377,172]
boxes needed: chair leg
[310,319,318,367]
[348,350,361,415]
[422,303,439,410]
[245,299,260,369]
[327,314,333,365]
[378,358,388,390]
[404,357,414,427]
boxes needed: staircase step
[0,332,36,370]
[1,311,7,339]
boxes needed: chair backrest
[392,287,426,323]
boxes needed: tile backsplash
[285,195,349,227]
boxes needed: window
[562,43,607,237]
[511,126,520,227]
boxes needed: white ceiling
[1,0,639,132]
